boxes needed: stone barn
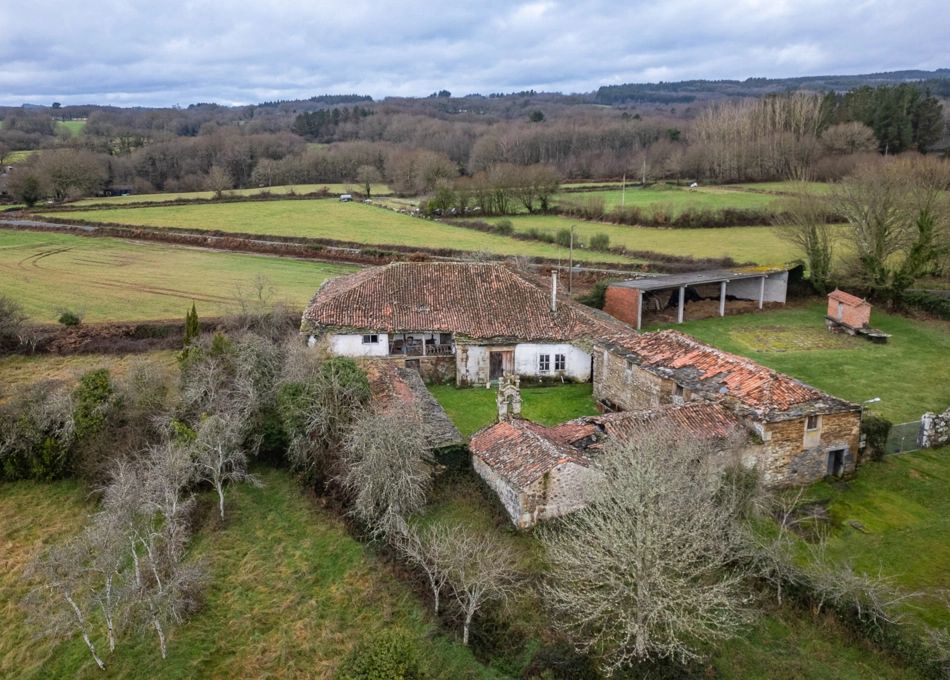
[593,329,861,486]
[470,419,600,528]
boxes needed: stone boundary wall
[921,407,950,449]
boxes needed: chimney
[551,271,558,312]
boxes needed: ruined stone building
[301,262,614,385]
[593,329,860,486]
[471,401,746,528]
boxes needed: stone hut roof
[470,419,592,491]
[597,329,856,422]
[365,361,462,449]
[301,262,612,343]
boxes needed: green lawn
[37,201,637,265]
[427,382,600,439]
[489,214,800,265]
[0,468,499,679]
[664,302,950,424]
[0,230,358,322]
[58,121,86,137]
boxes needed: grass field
[808,446,950,630]
[71,184,392,206]
[665,302,950,423]
[0,351,178,403]
[0,468,499,679]
[36,201,637,264]
[4,150,36,164]
[58,121,86,137]
[492,214,801,265]
[557,184,781,213]
[0,230,358,322]
[427,383,600,439]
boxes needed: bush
[495,219,514,235]
[904,291,950,321]
[588,233,610,252]
[575,279,617,310]
[334,628,422,680]
[861,414,892,462]
[0,294,28,345]
[556,228,573,248]
[56,309,84,326]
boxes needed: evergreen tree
[183,303,200,348]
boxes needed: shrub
[334,628,422,680]
[56,309,84,326]
[494,219,514,235]
[861,414,892,462]
[0,294,28,345]
[575,279,618,310]
[556,228,573,248]
[589,233,610,252]
[904,291,950,321]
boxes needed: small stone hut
[827,289,871,329]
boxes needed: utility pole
[569,224,575,296]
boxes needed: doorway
[826,448,846,477]
[489,350,513,380]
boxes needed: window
[539,354,551,372]
[439,333,452,345]
[673,384,685,404]
[806,415,820,431]
[554,354,566,371]
[362,334,379,344]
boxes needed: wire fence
[885,420,923,455]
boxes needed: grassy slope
[427,383,600,439]
[666,302,950,423]
[0,230,358,322]
[488,214,801,265]
[36,201,635,265]
[812,446,950,629]
[1,468,499,680]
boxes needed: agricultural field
[0,351,178,403]
[0,230,358,322]
[35,201,638,264]
[71,183,392,206]
[492,214,802,265]
[557,183,781,213]
[666,302,950,424]
[58,120,86,137]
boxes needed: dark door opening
[489,351,513,380]
[826,448,846,477]
[405,359,420,373]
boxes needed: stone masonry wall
[472,455,526,527]
[921,407,950,449]
[759,411,860,486]
[525,462,600,525]
[593,346,671,410]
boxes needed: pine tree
[183,303,200,348]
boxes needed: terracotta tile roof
[302,262,610,342]
[598,329,856,419]
[365,361,462,449]
[828,289,868,307]
[470,419,592,491]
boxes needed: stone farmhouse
[471,401,745,528]
[301,262,614,385]
[593,329,861,486]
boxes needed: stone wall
[921,407,950,449]
[472,455,525,526]
[757,411,860,486]
[524,462,601,526]
[593,346,673,410]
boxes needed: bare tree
[774,177,837,294]
[355,164,382,198]
[23,538,106,670]
[83,513,129,653]
[541,422,754,672]
[0,293,28,346]
[397,522,455,616]
[340,410,434,536]
[193,413,262,519]
[443,526,519,646]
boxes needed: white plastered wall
[326,333,390,357]
[515,343,591,381]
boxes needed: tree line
[2,82,945,206]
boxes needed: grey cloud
[0,0,948,106]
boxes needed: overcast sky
[1,0,948,108]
